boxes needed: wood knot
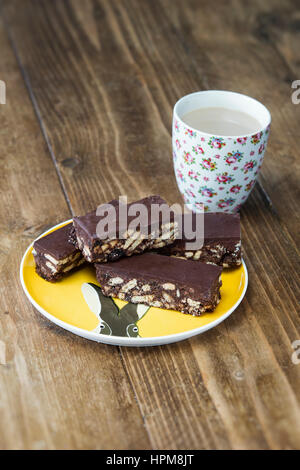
[61,157,81,169]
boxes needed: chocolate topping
[96,252,222,299]
[176,212,241,248]
[73,195,175,241]
[33,223,78,260]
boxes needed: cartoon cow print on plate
[81,283,149,337]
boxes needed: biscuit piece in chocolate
[72,195,178,263]
[161,212,241,267]
[95,253,222,316]
[33,223,85,282]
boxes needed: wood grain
[158,0,300,244]
[0,15,149,450]
[1,0,300,450]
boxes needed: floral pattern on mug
[185,128,196,138]
[192,145,204,155]
[208,137,226,149]
[229,184,242,194]
[185,188,196,199]
[172,100,270,213]
[188,169,200,181]
[183,151,195,165]
[245,179,256,191]
[224,151,244,165]
[243,160,257,174]
[200,158,217,171]
[234,137,247,145]
[217,198,236,209]
[265,124,270,135]
[198,186,217,198]
[251,132,263,144]
[216,172,235,184]
[176,168,185,182]
[194,202,205,211]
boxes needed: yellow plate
[20,221,248,347]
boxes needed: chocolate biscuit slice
[161,212,241,267]
[72,195,178,263]
[95,253,222,316]
[33,223,85,282]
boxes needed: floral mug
[172,90,271,213]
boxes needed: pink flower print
[251,132,263,144]
[225,151,243,165]
[198,186,217,198]
[250,151,255,156]
[217,198,235,209]
[203,176,210,182]
[183,151,195,165]
[188,169,199,181]
[258,143,265,154]
[176,169,185,182]
[245,179,256,191]
[175,139,181,149]
[214,154,221,159]
[192,145,204,155]
[243,160,257,174]
[201,137,206,142]
[185,128,196,138]
[233,166,238,170]
[185,189,195,198]
[216,172,234,184]
[244,177,249,181]
[200,158,217,171]
[195,202,205,211]
[219,187,224,190]
[225,155,237,165]
[236,137,247,145]
[174,120,179,132]
[230,184,242,194]
[208,137,226,149]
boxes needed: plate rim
[20,220,248,347]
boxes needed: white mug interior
[174,90,271,138]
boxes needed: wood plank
[2,0,300,449]
[0,17,149,450]
[248,0,300,77]
[3,0,181,214]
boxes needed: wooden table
[0,0,299,450]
